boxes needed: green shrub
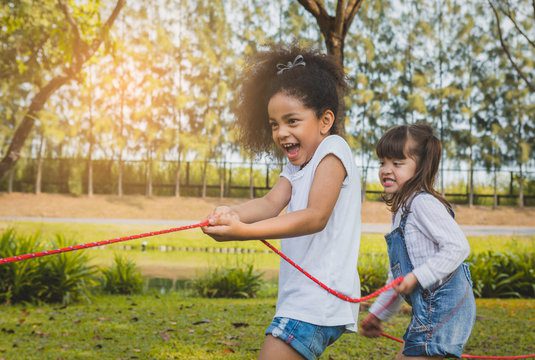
[468,251,534,298]
[37,235,98,304]
[101,254,143,295]
[0,229,44,304]
[358,254,389,296]
[0,230,97,304]
[192,264,264,298]
[356,251,534,299]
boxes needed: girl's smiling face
[268,92,333,167]
[378,156,418,194]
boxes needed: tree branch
[297,0,329,19]
[334,0,345,36]
[57,0,87,68]
[499,3,535,48]
[90,0,126,54]
[297,0,333,38]
[489,0,535,92]
[343,0,364,37]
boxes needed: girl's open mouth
[283,143,300,161]
[383,178,395,187]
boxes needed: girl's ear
[320,110,335,135]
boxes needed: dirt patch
[0,192,534,226]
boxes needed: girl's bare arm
[203,154,346,241]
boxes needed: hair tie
[276,55,306,75]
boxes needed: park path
[1,216,535,236]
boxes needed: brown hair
[376,122,452,214]
[235,43,347,155]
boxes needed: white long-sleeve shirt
[369,192,470,321]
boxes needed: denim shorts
[265,317,346,360]
[402,264,476,358]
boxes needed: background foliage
[1,0,533,204]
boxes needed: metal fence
[1,158,534,206]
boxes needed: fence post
[266,164,270,189]
[493,168,498,208]
[249,160,254,199]
[228,163,232,197]
[7,168,14,193]
[186,162,190,187]
[117,156,123,197]
[220,161,225,199]
[509,171,513,195]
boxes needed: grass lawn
[0,295,533,359]
[1,221,534,255]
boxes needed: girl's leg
[258,335,304,360]
[394,350,443,360]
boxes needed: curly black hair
[235,43,347,155]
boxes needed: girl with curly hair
[202,44,362,360]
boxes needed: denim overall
[386,198,476,358]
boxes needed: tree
[185,0,236,198]
[345,0,399,200]
[488,0,534,92]
[0,0,125,180]
[297,0,365,66]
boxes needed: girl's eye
[288,119,298,125]
[269,122,278,129]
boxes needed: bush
[192,264,264,298]
[37,235,98,304]
[358,254,389,296]
[0,230,97,304]
[0,229,44,304]
[468,251,534,298]
[101,254,143,295]
[356,251,534,299]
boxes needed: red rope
[0,220,210,265]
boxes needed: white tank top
[276,135,361,331]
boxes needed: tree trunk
[518,163,524,207]
[0,76,69,181]
[438,3,445,196]
[35,136,46,194]
[493,166,498,209]
[87,153,93,196]
[117,154,123,197]
[227,163,232,197]
[249,159,254,199]
[87,65,94,197]
[297,0,364,68]
[0,0,125,181]
[175,159,181,198]
[146,150,153,197]
[468,163,474,207]
[201,159,208,198]
[468,117,474,207]
[297,0,365,136]
[7,169,14,193]
[220,161,225,199]
[58,143,68,193]
[362,157,371,203]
